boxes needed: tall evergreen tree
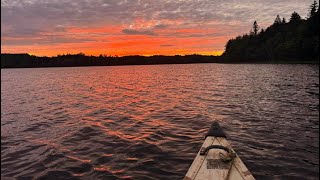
[308,0,319,18]
[252,21,259,35]
[282,18,287,24]
[274,15,282,25]
[290,11,301,22]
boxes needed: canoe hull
[184,123,255,180]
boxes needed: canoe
[184,122,255,180]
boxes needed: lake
[1,64,319,179]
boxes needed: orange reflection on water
[94,166,124,174]
[106,130,150,141]
[78,65,176,145]
[72,173,86,177]
[66,155,92,164]
[102,154,114,157]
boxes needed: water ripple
[1,64,319,179]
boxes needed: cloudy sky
[1,0,316,56]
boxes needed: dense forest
[222,1,319,63]
[1,1,319,68]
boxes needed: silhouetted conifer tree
[308,0,319,18]
[274,15,282,25]
[290,11,301,22]
[252,21,259,35]
[282,18,287,24]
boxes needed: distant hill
[222,1,319,63]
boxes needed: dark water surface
[1,64,319,179]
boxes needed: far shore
[1,53,318,69]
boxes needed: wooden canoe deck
[184,137,255,180]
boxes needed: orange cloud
[1,23,230,57]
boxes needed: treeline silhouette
[1,53,220,68]
[223,1,319,63]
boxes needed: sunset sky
[1,0,316,56]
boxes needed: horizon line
[1,52,223,58]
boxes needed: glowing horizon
[1,0,316,57]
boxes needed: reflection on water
[1,64,319,179]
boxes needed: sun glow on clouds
[1,0,316,56]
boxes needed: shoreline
[1,61,319,70]
[1,53,318,69]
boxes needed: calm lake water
[1,64,319,179]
